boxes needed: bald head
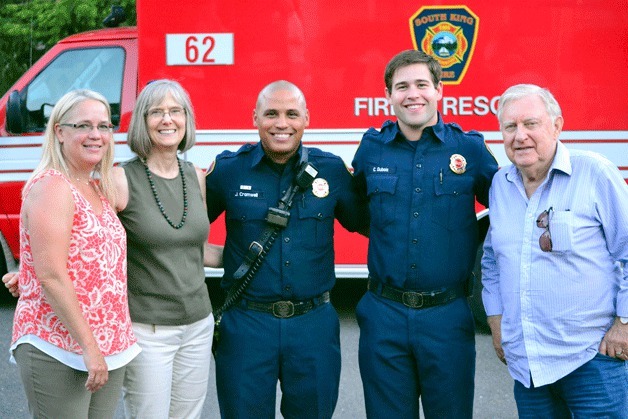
[253,80,310,164]
[256,80,307,110]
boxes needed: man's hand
[2,272,19,298]
[599,317,628,360]
[487,315,506,365]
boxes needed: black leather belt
[243,291,331,318]
[368,280,465,309]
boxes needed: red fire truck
[1,1,626,323]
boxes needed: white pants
[122,314,214,419]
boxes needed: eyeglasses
[146,107,186,120]
[536,206,553,252]
[60,123,113,133]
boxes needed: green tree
[0,0,136,95]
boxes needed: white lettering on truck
[354,96,500,117]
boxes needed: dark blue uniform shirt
[352,115,498,291]
[206,143,368,302]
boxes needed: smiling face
[253,86,309,164]
[55,99,111,173]
[386,63,443,140]
[146,92,186,151]
[500,94,563,176]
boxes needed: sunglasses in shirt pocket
[547,209,574,253]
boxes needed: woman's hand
[82,345,109,392]
[26,175,110,391]
[2,272,19,297]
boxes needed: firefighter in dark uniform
[206,80,368,418]
[352,50,498,418]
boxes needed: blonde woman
[9,89,139,418]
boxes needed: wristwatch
[620,317,628,325]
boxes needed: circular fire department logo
[449,154,467,174]
[312,178,329,198]
[421,22,469,69]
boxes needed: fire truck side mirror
[103,5,126,28]
[6,90,26,134]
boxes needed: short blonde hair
[26,89,116,205]
[128,79,196,159]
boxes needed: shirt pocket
[548,210,573,252]
[297,195,335,249]
[226,195,268,245]
[431,175,475,230]
[366,175,398,228]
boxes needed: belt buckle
[249,241,263,256]
[402,291,424,308]
[272,301,295,318]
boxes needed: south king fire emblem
[312,178,329,198]
[409,6,479,85]
[449,154,467,174]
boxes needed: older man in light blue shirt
[482,84,628,418]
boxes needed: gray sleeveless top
[118,157,211,325]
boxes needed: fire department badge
[409,6,479,85]
[449,154,467,174]
[312,178,329,198]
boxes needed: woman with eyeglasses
[9,89,140,417]
[112,79,222,418]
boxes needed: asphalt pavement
[0,281,518,418]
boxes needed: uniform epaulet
[366,126,382,136]
[215,143,255,161]
[370,120,395,136]
[363,120,396,143]
[207,144,255,175]
[449,122,483,139]
[307,146,341,161]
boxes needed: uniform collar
[251,141,304,169]
[430,113,447,143]
[251,142,266,168]
[381,113,446,144]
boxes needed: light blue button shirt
[482,141,628,387]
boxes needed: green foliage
[0,0,137,95]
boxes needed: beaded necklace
[142,158,188,229]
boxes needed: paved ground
[0,281,518,418]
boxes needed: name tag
[369,165,397,174]
[232,190,264,199]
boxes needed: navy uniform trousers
[357,291,476,418]
[215,301,341,418]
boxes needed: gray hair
[128,79,196,159]
[497,84,562,126]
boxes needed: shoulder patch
[206,159,216,176]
